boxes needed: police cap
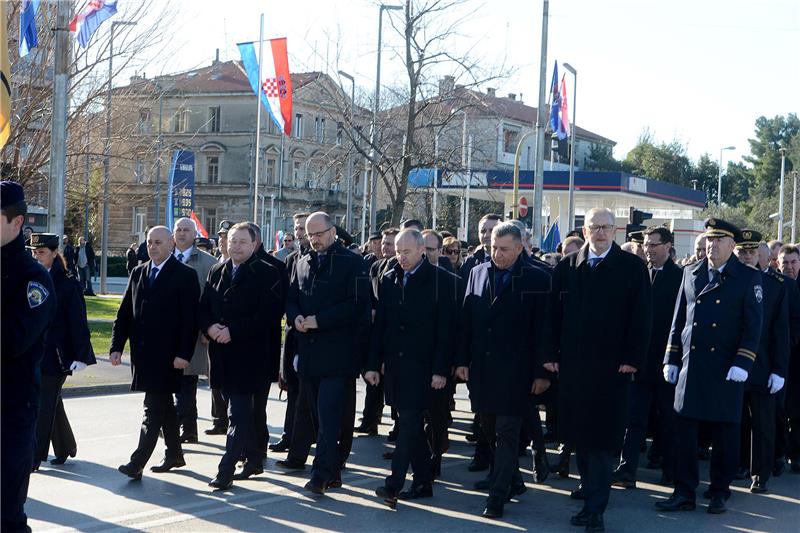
[703,217,741,241]
[217,220,232,235]
[28,233,59,250]
[368,232,382,241]
[628,230,644,244]
[735,228,762,249]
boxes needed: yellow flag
[0,1,11,148]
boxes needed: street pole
[433,133,438,230]
[792,170,797,243]
[563,62,577,232]
[532,0,549,247]
[465,134,472,242]
[253,14,265,221]
[83,117,90,241]
[338,70,356,232]
[778,148,786,241]
[512,131,536,219]
[717,145,735,207]
[101,20,136,295]
[47,0,70,246]
[154,88,164,225]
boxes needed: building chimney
[438,75,455,96]
[507,93,516,101]
[212,48,220,66]
[486,87,496,97]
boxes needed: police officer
[657,218,763,515]
[734,234,789,493]
[29,233,96,470]
[1,181,57,532]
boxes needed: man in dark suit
[547,207,652,532]
[286,211,370,495]
[657,218,763,515]
[366,229,459,507]
[457,222,553,519]
[200,223,285,489]
[614,226,683,488]
[734,235,789,493]
[62,235,76,274]
[776,244,800,474]
[111,226,200,480]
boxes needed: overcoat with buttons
[665,255,763,423]
[368,260,460,410]
[457,255,552,417]
[746,268,789,393]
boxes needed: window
[292,160,303,186]
[134,156,146,183]
[207,155,220,184]
[138,109,151,134]
[336,122,343,146]
[203,208,217,238]
[208,106,221,132]
[173,109,187,132]
[133,207,147,238]
[315,117,325,143]
[502,124,521,154]
[294,113,303,138]
[265,158,276,185]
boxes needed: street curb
[62,383,132,398]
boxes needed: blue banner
[166,150,195,229]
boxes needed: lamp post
[792,170,798,242]
[717,145,735,207]
[338,70,356,234]
[562,62,577,232]
[100,20,137,295]
[367,4,403,234]
[778,147,786,240]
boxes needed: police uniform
[735,230,789,492]
[1,182,57,532]
[658,218,763,513]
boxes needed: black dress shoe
[465,433,478,443]
[750,479,768,493]
[179,434,198,444]
[150,457,186,473]
[533,449,550,483]
[375,485,398,508]
[275,459,306,472]
[506,482,527,502]
[585,513,605,532]
[204,426,227,435]
[468,456,490,472]
[654,494,695,512]
[118,463,143,480]
[707,496,726,514]
[482,497,504,519]
[354,424,378,436]
[305,479,326,495]
[570,485,588,500]
[326,477,342,489]
[398,483,433,500]
[268,440,290,453]
[232,462,264,480]
[611,470,636,488]
[50,456,69,465]
[570,509,591,526]
[208,476,233,490]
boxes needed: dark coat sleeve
[665,269,689,367]
[65,277,96,366]
[1,266,56,358]
[771,280,790,379]
[110,272,136,353]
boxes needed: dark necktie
[148,266,159,286]
[177,252,184,263]
[650,268,659,284]
[403,272,411,287]
[494,270,510,296]
[588,257,603,269]
[231,265,239,281]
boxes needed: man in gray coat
[172,217,218,442]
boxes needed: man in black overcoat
[111,226,199,480]
[547,207,652,532]
[776,244,800,474]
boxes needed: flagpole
[253,14,265,222]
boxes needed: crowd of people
[3,178,799,532]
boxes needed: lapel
[490,256,522,308]
[691,258,709,297]
[146,255,175,292]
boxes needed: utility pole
[532,0,549,247]
[778,147,786,241]
[47,1,70,246]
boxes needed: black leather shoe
[275,459,306,472]
[305,479,326,495]
[611,470,636,488]
[232,462,263,480]
[750,479,768,493]
[204,426,227,435]
[375,485,398,508]
[533,449,550,483]
[179,433,198,444]
[654,494,695,512]
[354,424,378,436]
[50,456,69,465]
[208,475,233,490]
[585,513,605,532]
[570,485,588,500]
[482,497,504,519]
[506,482,527,502]
[468,456,490,472]
[399,483,433,500]
[473,477,491,491]
[570,509,591,526]
[150,457,186,473]
[268,439,290,453]
[326,477,342,489]
[118,463,143,480]
[707,496,726,514]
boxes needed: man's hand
[303,315,318,330]
[531,378,550,395]
[618,364,637,374]
[663,364,678,384]
[455,366,469,382]
[725,366,748,383]
[207,324,224,341]
[364,371,380,386]
[173,357,190,370]
[110,351,122,366]
[294,315,307,333]
[215,327,231,344]
[431,375,447,390]
[543,362,559,373]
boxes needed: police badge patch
[754,285,763,303]
[27,281,49,308]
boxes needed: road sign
[519,196,529,218]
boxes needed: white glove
[663,364,678,384]
[69,361,87,372]
[293,354,299,372]
[767,373,785,395]
[725,366,748,382]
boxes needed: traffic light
[626,207,652,241]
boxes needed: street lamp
[367,3,403,235]
[778,147,787,240]
[717,145,735,207]
[338,70,356,236]
[100,20,137,295]
[562,62,577,232]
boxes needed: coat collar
[576,241,621,269]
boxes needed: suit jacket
[111,256,199,393]
[637,258,683,384]
[200,254,284,393]
[458,247,490,280]
[549,242,652,451]
[746,268,789,392]
[286,242,370,378]
[666,255,763,422]
[458,255,552,416]
[182,247,219,376]
[368,260,459,410]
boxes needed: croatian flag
[237,38,293,136]
[190,211,209,238]
[69,0,118,50]
[558,75,570,139]
[549,61,562,138]
[19,0,40,58]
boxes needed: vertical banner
[166,150,195,229]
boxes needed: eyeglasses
[307,226,333,239]
[586,224,613,233]
[444,249,460,255]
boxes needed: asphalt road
[27,383,800,532]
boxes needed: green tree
[623,131,694,187]
[744,114,798,195]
